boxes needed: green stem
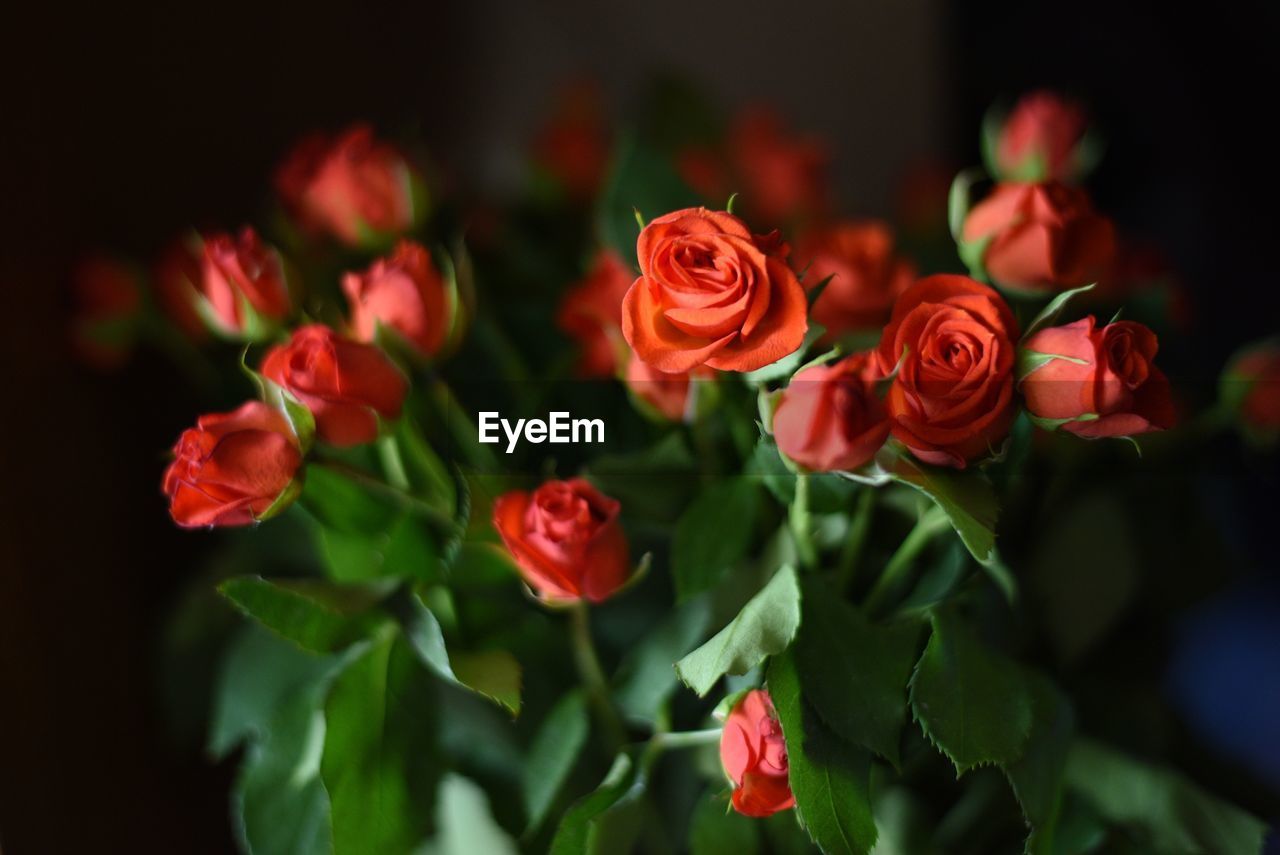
[313,460,455,535]
[790,473,817,570]
[377,435,410,491]
[861,506,950,615]
[836,487,877,594]
[650,728,722,752]
[569,603,628,752]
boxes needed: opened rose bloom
[261,324,408,447]
[343,240,451,358]
[876,275,1018,468]
[492,478,629,603]
[625,356,710,421]
[622,207,807,373]
[163,401,303,528]
[962,181,1115,294]
[773,353,890,472]
[276,124,417,247]
[796,220,915,337]
[557,249,633,377]
[720,689,795,818]
[995,91,1088,181]
[197,227,292,336]
[1021,317,1175,437]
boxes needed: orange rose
[197,228,292,337]
[556,249,633,377]
[492,479,630,603]
[995,91,1088,181]
[621,207,807,373]
[962,182,1115,294]
[343,240,451,359]
[796,220,915,338]
[876,275,1018,468]
[773,353,890,472]
[1020,317,1175,437]
[720,689,795,817]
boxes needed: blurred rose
[198,228,291,337]
[154,237,208,341]
[962,182,1115,294]
[676,145,732,204]
[163,401,303,528]
[1229,343,1280,432]
[622,207,807,373]
[995,91,1088,181]
[729,108,829,224]
[70,256,143,369]
[276,124,418,247]
[261,324,407,447]
[796,220,915,338]
[557,249,633,377]
[532,82,610,201]
[876,275,1018,468]
[625,357,710,421]
[1021,317,1175,437]
[895,159,955,237]
[343,240,451,359]
[773,353,889,472]
[720,689,795,817]
[492,478,630,603]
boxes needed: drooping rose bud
[720,689,795,818]
[795,220,915,338]
[1020,317,1175,437]
[197,228,292,338]
[557,249,633,377]
[1225,342,1280,436]
[70,256,143,369]
[343,240,453,359]
[994,91,1088,182]
[275,124,420,248]
[773,353,890,472]
[961,182,1115,295]
[625,356,711,422]
[153,237,209,341]
[162,401,303,528]
[261,324,408,448]
[492,479,630,604]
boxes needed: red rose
[261,324,408,448]
[198,228,292,337]
[276,124,417,247]
[492,479,630,604]
[532,82,610,201]
[796,220,915,338]
[962,182,1115,294]
[773,353,890,472]
[1020,316,1175,437]
[729,108,829,224]
[875,275,1018,468]
[622,207,808,373]
[720,689,795,818]
[154,237,209,341]
[995,91,1088,181]
[163,401,303,528]
[343,240,451,359]
[70,256,142,369]
[556,249,633,377]
[1230,343,1280,431]
[625,356,710,422]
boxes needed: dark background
[2,1,1278,851]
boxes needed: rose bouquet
[81,88,1276,854]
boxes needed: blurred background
[2,0,1279,851]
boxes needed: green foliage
[218,576,396,654]
[598,134,701,267]
[612,595,712,725]
[522,690,590,834]
[549,752,647,855]
[673,478,764,600]
[690,788,761,855]
[421,774,519,854]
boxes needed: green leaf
[676,565,802,697]
[1004,675,1075,849]
[218,576,395,654]
[598,133,701,268]
[317,512,442,584]
[587,433,698,524]
[523,690,590,834]
[387,417,457,517]
[422,774,519,855]
[690,788,761,855]
[948,167,986,243]
[1020,282,1097,342]
[299,464,399,534]
[452,650,522,716]
[673,478,764,600]
[768,651,878,855]
[612,595,712,725]
[795,586,923,767]
[1064,738,1268,855]
[909,611,1034,775]
[549,751,647,855]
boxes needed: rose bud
[729,108,830,225]
[556,249,633,377]
[621,207,808,373]
[773,353,890,472]
[720,689,795,818]
[492,478,629,604]
[153,237,209,341]
[70,256,143,369]
[993,91,1088,182]
[795,220,915,338]
[1020,317,1175,437]
[875,275,1018,468]
[197,227,292,339]
[261,324,408,448]
[342,240,453,359]
[1224,342,1280,437]
[162,401,303,528]
[961,182,1116,295]
[275,124,420,248]
[625,356,712,422]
